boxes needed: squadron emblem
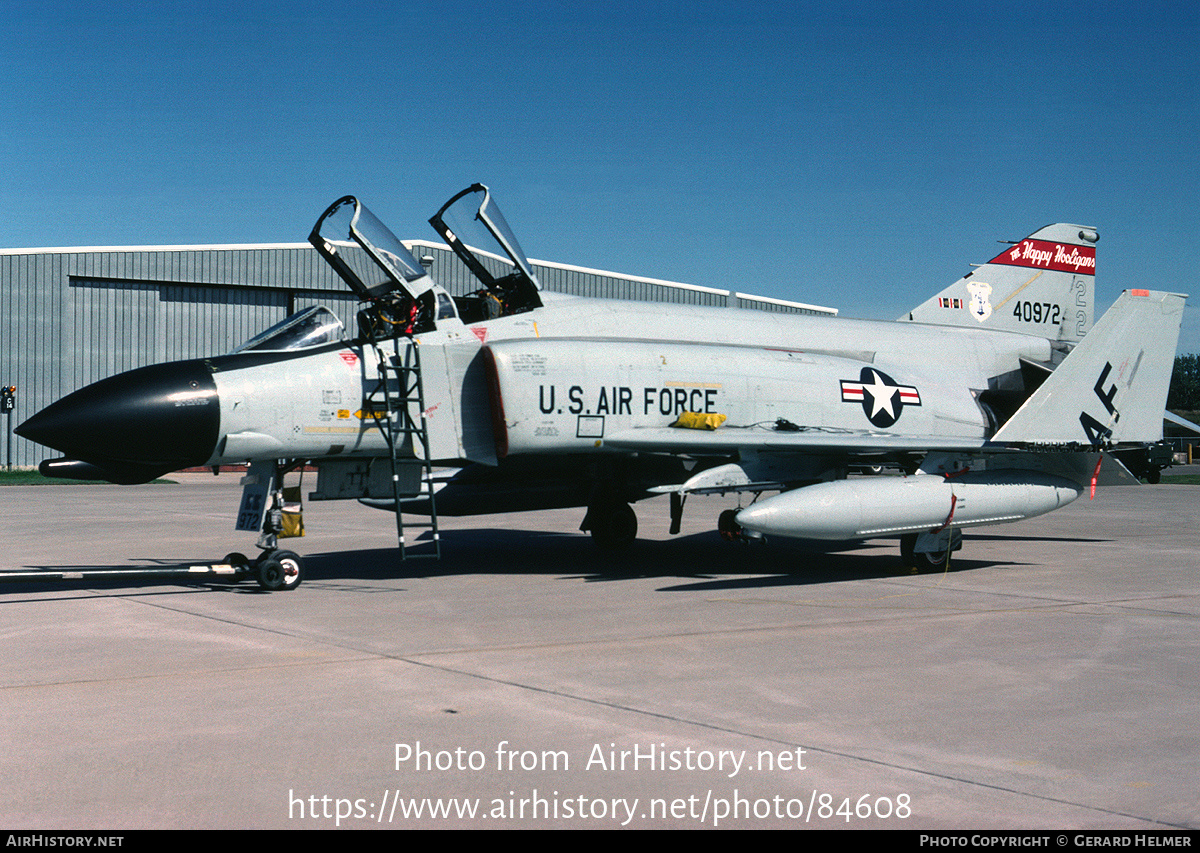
[967,281,993,322]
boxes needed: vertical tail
[904,223,1098,343]
[991,289,1186,446]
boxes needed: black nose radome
[17,360,220,471]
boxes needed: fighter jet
[17,184,1185,588]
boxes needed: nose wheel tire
[256,549,304,591]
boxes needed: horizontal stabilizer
[1165,410,1200,435]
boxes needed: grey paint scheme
[3,243,825,468]
[196,293,1051,470]
[12,190,1185,558]
[198,288,1183,475]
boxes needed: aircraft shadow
[0,571,241,598]
[959,533,1108,544]
[1,527,1031,598]
[299,527,1015,589]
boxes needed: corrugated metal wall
[406,240,733,307]
[408,241,841,313]
[0,245,348,468]
[1,242,831,468]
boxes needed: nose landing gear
[229,460,309,590]
[254,549,304,591]
[221,550,304,591]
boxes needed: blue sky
[4,1,1198,351]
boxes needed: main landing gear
[717,508,746,542]
[717,507,763,544]
[581,499,638,550]
[899,528,962,572]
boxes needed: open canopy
[429,183,541,314]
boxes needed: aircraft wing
[602,425,987,456]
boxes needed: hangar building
[0,240,833,469]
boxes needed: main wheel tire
[901,535,950,572]
[257,549,304,591]
[589,502,637,551]
[920,549,950,571]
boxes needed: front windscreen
[232,306,346,353]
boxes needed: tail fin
[992,289,1185,445]
[904,223,1098,343]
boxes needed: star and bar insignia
[840,367,921,428]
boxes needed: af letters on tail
[17,184,1186,580]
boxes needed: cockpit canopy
[430,183,542,316]
[309,195,435,302]
[232,305,346,353]
[307,184,542,338]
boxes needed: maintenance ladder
[367,338,441,560]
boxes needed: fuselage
[468,294,1052,460]
[17,292,1056,482]
[208,292,1055,467]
